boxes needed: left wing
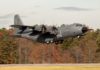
[11,25,35,34]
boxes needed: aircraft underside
[16,32,63,44]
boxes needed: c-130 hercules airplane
[11,15,91,44]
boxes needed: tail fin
[14,14,23,25]
[13,14,23,36]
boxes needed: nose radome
[82,27,88,33]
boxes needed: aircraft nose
[82,27,88,33]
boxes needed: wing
[11,25,58,35]
[11,25,35,34]
[11,25,35,29]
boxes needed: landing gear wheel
[46,41,50,44]
[50,40,53,43]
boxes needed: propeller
[41,25,47,33]
[52,26,57,30]
[52,26,58,35]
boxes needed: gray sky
[0,0,100,29]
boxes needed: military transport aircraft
[11,14,91,44]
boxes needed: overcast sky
[0,0,100,29]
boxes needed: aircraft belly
[21,33,39,41]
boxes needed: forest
[0,28,100,64]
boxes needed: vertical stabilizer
[14,14,23,25]
[13,14,23,36]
